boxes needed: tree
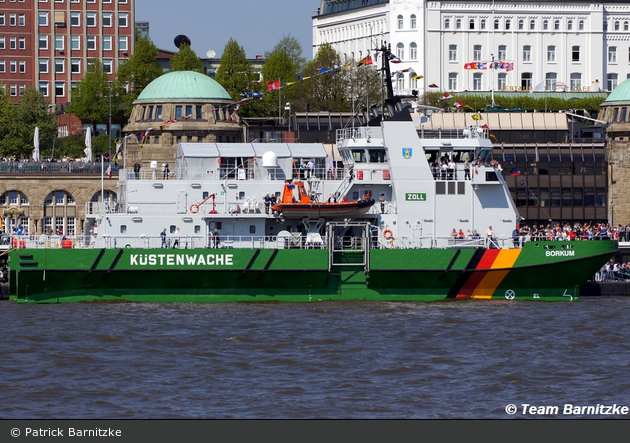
[169,43,204,73]
[0,88,57,159]
[67,60,114,132]
[215,38,257,101]
[116,31,163,115]
[297,43,351,112]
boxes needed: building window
[102,35,112,51]
[456,18,461,29]
[568,20,573,31]
[0,38,4,50]
[505,19,511,30]
[480,19,486,30]
[409,42,417,60]
[397,14,403,30]
[469,19,475,30]
[0,61,4,73]
[18,14,25,26]
[570,73,581,91]
[545,72,557,91]
[10,84,17,96]
[449,72,458,90]
[396,73,404,90]
[9,14,16,26]
[518,19,524,30]
[71,58,80,73]
[0,14,4,26]
[607,73,618,91]
[498,73,507,90]
[118,12,128,27]
[396,42,404,60]
[39,82,49,97]
[572,46,580,62]
[523,45,531,62]
[521,72,532,90]
[39,35,48,50]
[579,20,584,31]
[615,21,620,31]
[410,14,416,29]
[554,20,560,31]
[609,46,617,63]
[102,12,112,27]
[71,35,80,50]
[530,19,535,30]
[70,12,79,27]
[444,18,450,29]
[102,59,113,74]
[39,58,48,73]
[18,37,25,49]
[547,45,555,62]
[10,61,16,73]
[494,19,499,30]
[55,58,64,73]
[498,45,506,60]
[86,12,96,27]
[55,82,64,97]
[543,20,548,30]
[10,37,16,49]
[473,73,482,91]
[19,60,25,73]
[55,35,64,51]
[625,22,629,32]
[38,12,48,26]
[473,45,482,61]
[87,36,96,50]
[449,44,457,61]
[118,36,128,52]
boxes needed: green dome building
[123,71,241,169]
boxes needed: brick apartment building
[0,0,134,132]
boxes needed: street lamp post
[610,162,615,226]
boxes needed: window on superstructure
[351,150,366,163]
[368,149,387,163]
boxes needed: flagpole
[101,155,104,213]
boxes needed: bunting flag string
[464,61,514,71]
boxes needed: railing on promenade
[0,162,116,175]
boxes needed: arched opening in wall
[43,190,77,236]
[90,190,118,214]
[0,190,30,236]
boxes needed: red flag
[266,79,281,91]
[356,55,373,66]
[440,92,452,100]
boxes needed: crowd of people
[512,222,630,242]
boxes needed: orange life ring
[383,229,393,239]
[190,204,200,214]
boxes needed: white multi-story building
[313,0,630,96]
